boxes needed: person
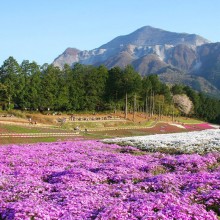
[74,126,79,131]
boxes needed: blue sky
[0,0,219,65]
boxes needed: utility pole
[158,101,161,120]
[161,95,164,119]
[172,98,174,122]
[133,93,136,122]
[149,89,152,117]
[152,91,155,117]
[8,96,11,110]
[115,91,118,114]
[145,94,148,118]
[125,92,128,119]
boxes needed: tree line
[0,56,219,123]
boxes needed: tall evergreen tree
[0,56,21,109]
[40,65,60,110]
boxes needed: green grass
[177,118,204,124]
[0,124,70,134]
[1,124,41,133]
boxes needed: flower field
[183,123,216,130]
[104,129,220,154]
[0,139,220,219]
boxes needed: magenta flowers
[0,140,219,219]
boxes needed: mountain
[53,26,220,96]
[53,26,209,69]
[194,43,220,90]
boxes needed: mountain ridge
[99,26,209,49]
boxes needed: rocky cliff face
[52,26,220,96]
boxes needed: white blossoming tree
[173,94,193,115]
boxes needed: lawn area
[0,123,82,145]
[0,124,43,133]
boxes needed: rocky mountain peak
[99,26,210,49]
[53,47,81,67]
[63,47,81,55]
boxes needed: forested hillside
[0,57,220,123]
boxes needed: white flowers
[104,129,220,154]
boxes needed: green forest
[0,56,220,123]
